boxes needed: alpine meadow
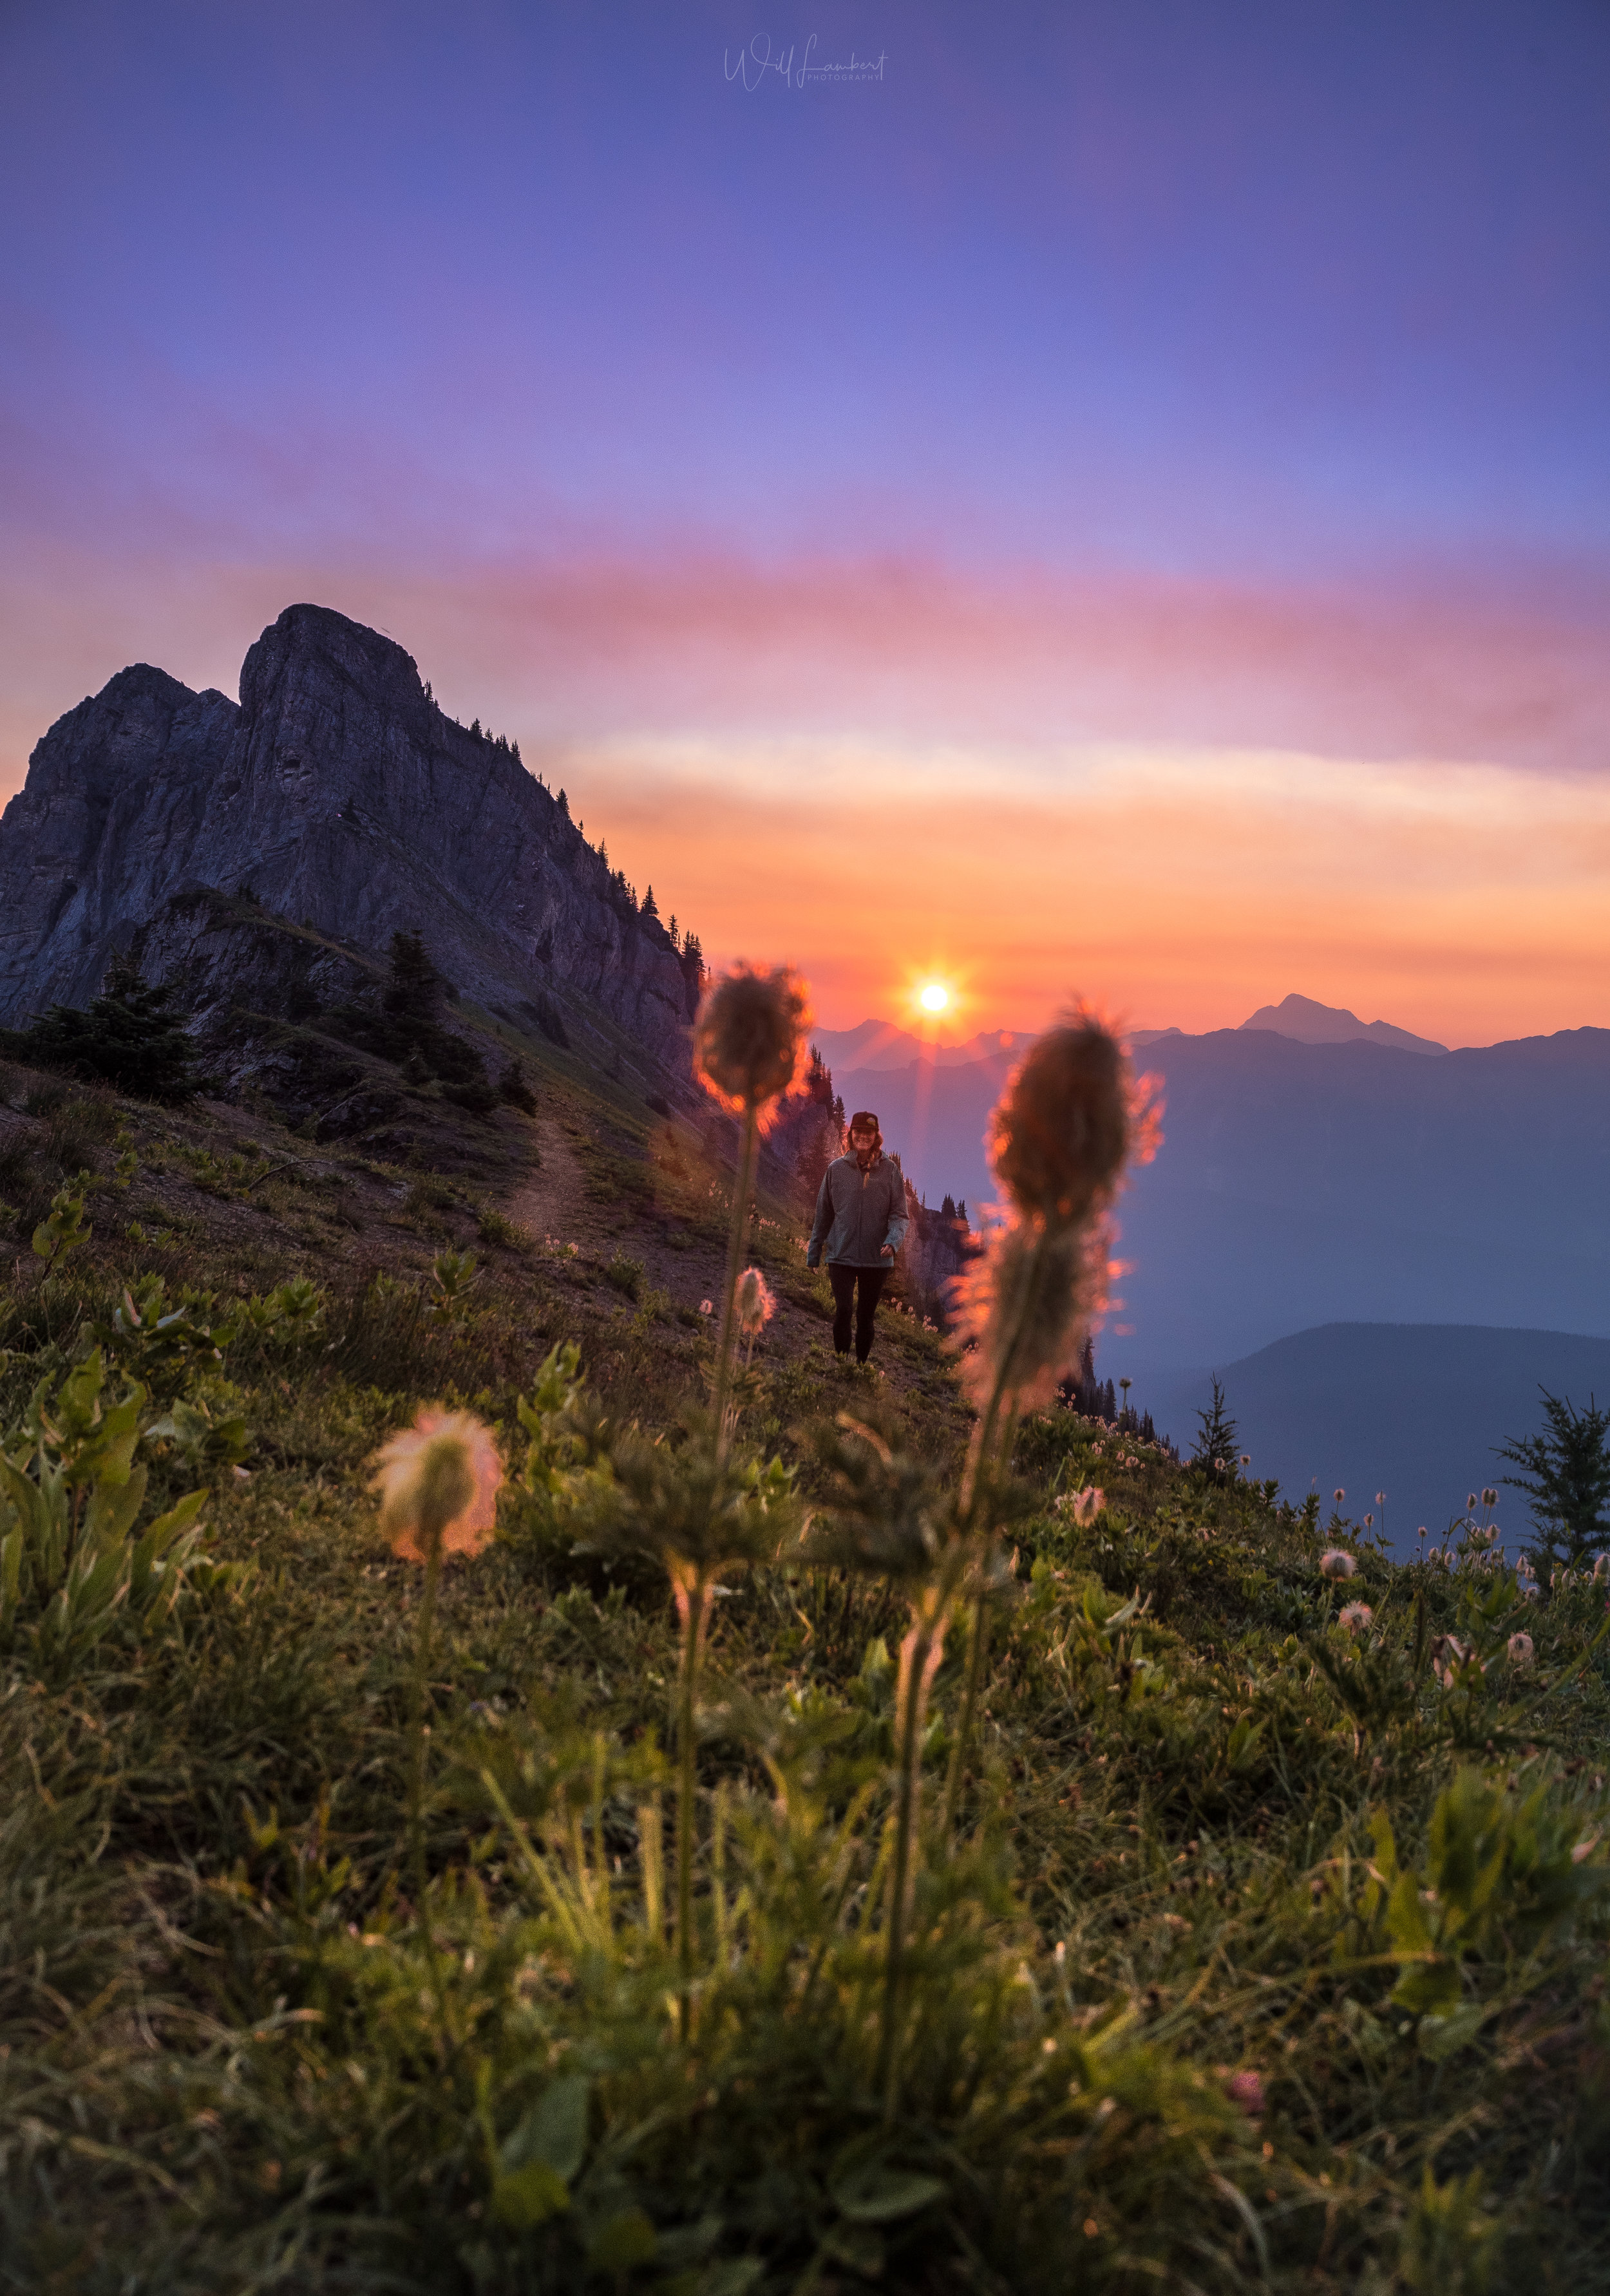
[5,10,1610,2295]
[0,950,1607,2295]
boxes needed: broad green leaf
[84,1461,149,1547]
[696,2261,764,2296]
[1384,1871,1434,1959]
[821,2217,887,2272]
[586,2207,657,2271]
[829,2164,946,2223]
[501,2074,590,2183]
[491,2160,570,2230]
[1417,2003,1488,2061]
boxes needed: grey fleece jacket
[806,1152,910,1269]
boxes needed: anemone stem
[945,1228,1058,1831]
[711,1107,760,1463]
[405,1522,452,2053]
[675,1573,709,2038]
[878,1594,947,2123]
[942,1595,990,1838]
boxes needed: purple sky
[3,1,1608,1039]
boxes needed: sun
[919,982,949,1014]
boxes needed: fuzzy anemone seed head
[694,963,811,1124]
[1339,1601,1374,1635]
[1508,1631,1535,1665]
[372,1408,503,1564]
[1320,1548,1357,1579]
[735,1265,776,1336]
[950,1213,1105,1411]
[986,1011,1157,1229]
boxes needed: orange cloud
[3,540,1607,1048]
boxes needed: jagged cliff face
[0,605,696,1074]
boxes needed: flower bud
[986,1013,1156,1229]
[694,964,811,1123]
[372,1408,503,1564]
[735,1266,776,1336]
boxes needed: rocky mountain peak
[0,605,701,1086]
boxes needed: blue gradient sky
[3,2,1608,1039]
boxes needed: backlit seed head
[1334,1488,1345,1503]
[735,1266,776,1335]
[1507,1632,1535,1665]
[1320,1548,1356,1579]
[694,964,811,1123]
[372,1408,502,1565]
[1339,1601,1374,1635]
[985,1010,1159,1228]
[949,1212,1103,1411]
[1482,1486,1498,1507]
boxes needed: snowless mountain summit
[1238,992,1447,1057]
[0,603,698,1068]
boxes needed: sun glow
[919,982,949,1013]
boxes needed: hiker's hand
[880,1245,894,1257]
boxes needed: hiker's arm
[882,1172,909,1258]
[806,1169,833,1267]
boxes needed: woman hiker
[806,1109,909,1365]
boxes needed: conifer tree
[641,885,659,921]
[15,952,197,1100]
[1497,1389,1610,1586]
[470,717,481,739]
[556,789,571,819]
[383,930,441,1019]
[1190,1377,1238,1484]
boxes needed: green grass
[0,1101,1607,2293]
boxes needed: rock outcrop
[0,605,699,1083]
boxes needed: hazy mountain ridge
[1141,1322,1610,1552]
[833,1022,1610,1360]
[1238,991,1448,1056]
[0,605,701,1082]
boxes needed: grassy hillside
[1,1041,1607,2294]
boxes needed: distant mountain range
[811,1021,1027,1075]
[1139,1323,1610,1554]
[826,1012,1610,1362]
[1237,992,1447,1055]
[1135,992,1446,1055]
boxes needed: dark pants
[828,1263,888,1361]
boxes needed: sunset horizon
[5,3,1608,1055]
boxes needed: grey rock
[0,604,701,1080]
